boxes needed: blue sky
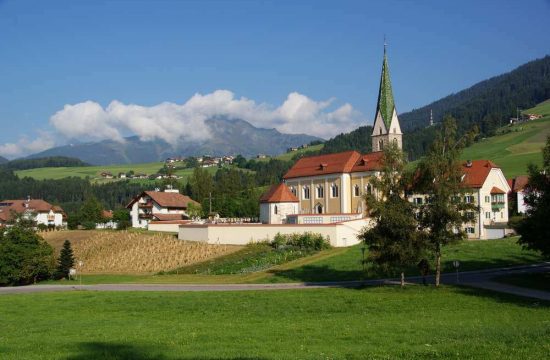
[0,0,548,158]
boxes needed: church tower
[371,43,402,152]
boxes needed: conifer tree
[56,240,75,279]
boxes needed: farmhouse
[0,198,66,227]
[127,188,199,229]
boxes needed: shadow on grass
[450,284,550,308]
[66,342,267,360]
[266,264,365,283]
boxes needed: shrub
[81,221,97,230]
[271,232,331,251]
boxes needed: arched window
[354,184,360,197]
[365,183,373,195]
[393,138,398,145]
[290,186,297,197]
[316,185,324,198]
[331,184,339,198]
[379,139,384,151]
[303,186,310,200]
[316,203,323,214]
[274,205,278,215]
[379,128,382,135]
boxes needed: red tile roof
[283,151,383,179]
[461,160,500,188]
[490,187,506,194]
[127,191,199,209]
[153,213,186,221]
[0,199,64,223]
[512,175,529,192]
[260,184,299,203]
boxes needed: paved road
[1,262,549,300]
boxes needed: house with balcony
[0,198,65,227]
[126,189,199,229]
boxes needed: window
[466,211,475,221]
[414,197,423,205]
[290,186,297,197]
[274,205,278,215]
[365,183,373,195]
[379,139,384,150]
[316,203,323,214]
[393,138,398,145]
[464,195,474,203]
[485,212,491,219]
[354,184,360,197]
[303,186,310,200]
[331,184,339,198]
[485,195,490,203]
[466,227,475,234]
[316,185,324,199]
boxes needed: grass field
[256,143,324,162]
[460,101,550,178]
[0,286,548,359]
[15,162,221,183]
[44,236,545,285]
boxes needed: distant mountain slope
[399,55,550,133]
[2,156,89,170]
[0,156,7,165]
[28,117,321,165]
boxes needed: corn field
[41,230,240,274]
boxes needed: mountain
[0,156,8,165]
[27,117,321,165]
[399,55,550,133]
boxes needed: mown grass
[494,272,550,292]
[0,286,548,359]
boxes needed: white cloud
[0,131,55,159]
[1,90,367,158]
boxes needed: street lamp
[452,260,460,283]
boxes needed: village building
[508,175,529,214]
[127,189,199,229]
[0,198,66,227]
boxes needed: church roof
[283,151,383,179]
[260,183,299,203]
[375,46,395,129]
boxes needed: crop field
[460,101,550,178]
[0,286,549,359]
[41,230,242,273]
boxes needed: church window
[290,186,297,197]
[393,138,398,146]
[303,186,310,200]
[379,128,383,135]
[274,205,278,215]
[379,139,384,150]
[331,184,339,198]
[316,203,323,214]
[354,184,360,197]
[365,183,373,195]
[316,185,324,198]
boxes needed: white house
[126,189,199,229]
[508,175,529,214]
[259,183,299,224]
[0,198,65,227]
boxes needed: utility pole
[209,192,212,214]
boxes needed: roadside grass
[258,237,545,283]
[493,272,550,292]
[0,286,548,359]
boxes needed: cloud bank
[1,90,366,158]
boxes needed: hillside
[461,100,550,178]
[1,156,89,170]
[0,156,7,164]
[399,55,550,133]
[28,117,320,165]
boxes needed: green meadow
[460,101,550,178]
[0,286,548,359]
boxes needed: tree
[515,136,550,256]
[186,202,202,219]
[0,217,55,286]
[79,196,104,224]
[414,116,478,286]
[55,240,75,279]
[189,167,214,204]
[360,143,425,287]
[112,209,130,230]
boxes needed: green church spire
[375,43,395,128]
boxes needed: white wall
[178,218,371,247]
[260,202,299,224]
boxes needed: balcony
[139,202,153,208]
[138,213,153,219]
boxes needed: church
[260,46,400,223]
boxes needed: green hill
[460,100,550,178]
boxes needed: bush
[117,220,131,230]
[272,232,331,251]
[81,221,97,230]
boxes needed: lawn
[494,272,550,292]
[0,286,548,359]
